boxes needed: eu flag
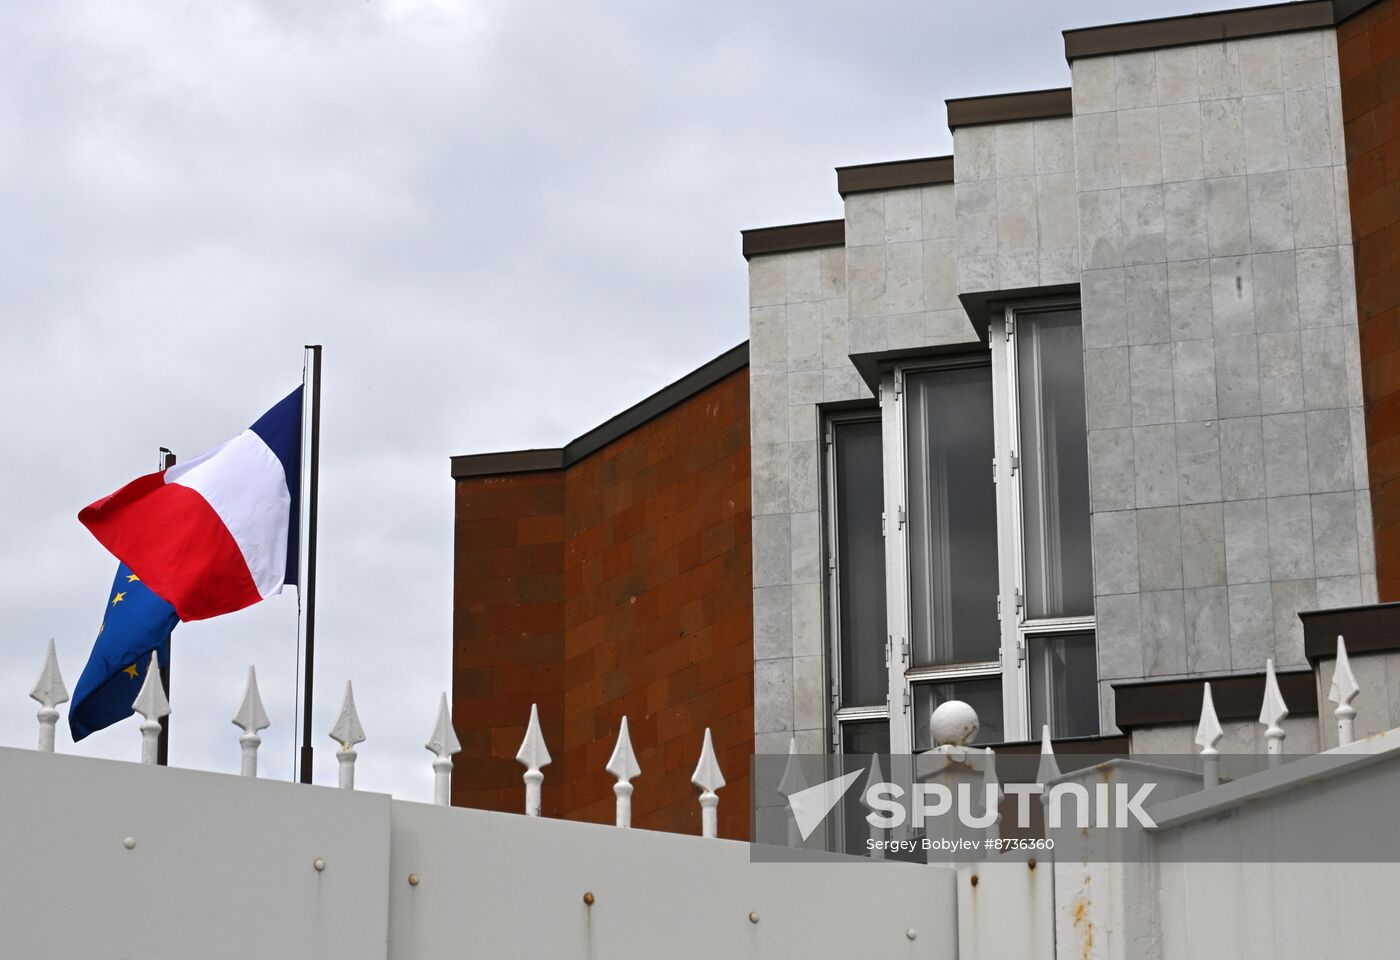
[69,563,179,741]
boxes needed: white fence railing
[26,643,727,829]
[25,634,1374,824]
[14,633,1396,960]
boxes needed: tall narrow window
[1017,310,1093,619]
[1027,632,1097,739]
[830,418,887,709]
[905,364,1000,666]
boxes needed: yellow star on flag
[126,573,140,583]
[111,592,126,606]
[123,663,139,679]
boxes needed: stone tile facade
[747,246,864,756]
[1071,33,1373,730]
[746,22,1375,744]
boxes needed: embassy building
[449,0,1400,839]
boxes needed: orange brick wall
[452,369,753,839]
[1341,0,1400,599]
[452,470,568,815]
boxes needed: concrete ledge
[1146,726,1400,830]
[835,155,954,197]
[740,219,844,259]
[1064,0,1335,60]
[945,88,1072,129]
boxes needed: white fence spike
[1036,725,1061,785]
[329,681,365,790]
[859,752,886,858]
[132,652,169,766]
[691,728,725,838]
[1259,658,1289,766]
[980,746,1003,841]
[1195,681,1223,789]
[777,738,807,847]
[29,639,69,753]
[777,737,807,797]
[425,692,461,806]
[1329,635,1360,746]
[606,716,641,828]
[232,666,270,778]
[515,703,551,816]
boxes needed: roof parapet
[945,88,1072,129]
[835,155,953,197]
[1063,0,1335,60]
[740,219,844,259]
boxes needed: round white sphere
[930,700,979,747]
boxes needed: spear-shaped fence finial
[329,681,365,789]
[516,703,551,817]
[1259,659,1289,765]
[1036,724,1060,785]
[30,639,69,753]
[980,746,1003,841]
[132,652,169,766]
[777,737,808,847]
[859,751,887,858]
[232,666,271,777]
[691,728,725,838]
[606,716,641,828]
[1195,681,1223,789]
[426,692,461,806]
[1329,635,1360,746]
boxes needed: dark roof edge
[945,88,1073,129]
[835,155,954,197]
[1112,668,1318,729]
[741,219,844,259]
[1064,0,1335,60]
[450,341,749,479]
[1300,601,1400,661]
[449,448,565,478]
[1334,0,1389,23]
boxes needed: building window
[824,414,890,756]
[1015,309,1094,620]
[1026,631,1098,739]
[905,363,1001,667]
[999,304,1097,742]
[825,301,1099,756]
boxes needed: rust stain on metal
[1027,857,1036,870]
[582,891,595,906]
[1072,897,1095,958]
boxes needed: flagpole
[298,345,322,784]
[156,446,176,766]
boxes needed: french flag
[79,388,303,622]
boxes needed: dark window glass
[906,365,1000,665]
[1017,311,1093,619]
[837,719,890,854]
[912,677,1004,750]
[1028,632,1099,739]
[833,419,888,707]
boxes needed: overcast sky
[0,0,1245,800]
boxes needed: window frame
[990,298,1098,742]
[823,297,1098,756]
[823,410,890,754]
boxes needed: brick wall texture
[452,369,753,839]
[1341,0,1400,599]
